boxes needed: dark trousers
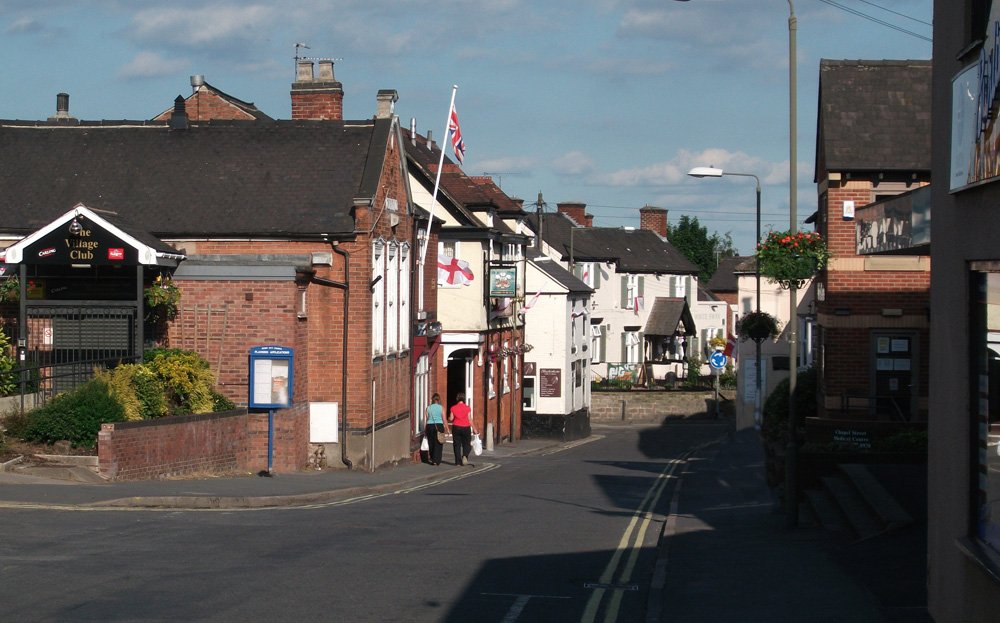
[425,423,445,464]
[452,425,472,465]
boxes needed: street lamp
[688,166,762,431]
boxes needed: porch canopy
[644,297,696,363]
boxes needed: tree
[667,215,737,280]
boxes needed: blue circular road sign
[709,351,728,370]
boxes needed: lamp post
[786,0,799,528]
[687,167,761,431]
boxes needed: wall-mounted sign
[248,345,294,409]
[21,214,137,265]
[489,266,517,297]
[539,368,561,398]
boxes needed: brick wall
[98,409,253,480]
[591,390,719,423]
[152,90,257,122]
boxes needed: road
[0,419,729,622]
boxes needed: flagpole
[419,85,458,266]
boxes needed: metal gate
[25,303,138,396]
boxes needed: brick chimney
[291,59,343,120]
[557,202,589,227]
[639,206,668,238]
[376,89,398,119]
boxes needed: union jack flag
[449,108,466,164]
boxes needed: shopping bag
[420,435,429,452]
[471,433,483,456]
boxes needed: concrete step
[821,474,884,541]
[803,488,851,534]
[838,463,914,530]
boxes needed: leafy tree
[667,215,737,280]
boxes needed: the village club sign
[23,215,135,266]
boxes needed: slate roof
[0,118,394,239]
[402,129,523,215]
[644,297,696,337]
[815,59,931,179]
[525,213,699,275]
[526,249,591,294]
[705,256,753,293]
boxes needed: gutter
[311,242,354,470]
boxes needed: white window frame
[386,242,399,352]
[372,239,386,357]
[591,324,603,362]
[625,330,641,364]
[414,354,430,435]
[503,341,511,394]
[399,243,410,351]
[626,274,639,309]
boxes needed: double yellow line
[580,452,691,623]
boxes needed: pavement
[0,423,929,622]
[0,438,560,510]
[646,426,930,623]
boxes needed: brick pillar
[291,59,344,120]
[639,206,668,237]
[557,202,587,226]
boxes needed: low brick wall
[591,390,730,424]
[98,409,253,481]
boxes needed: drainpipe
[320,242,353,470]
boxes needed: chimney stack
[291,59,344,120]
[639,206,668,238]
[376,90,398,119]
[557,202,589,227]
[48,92,76,123]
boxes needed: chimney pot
[296,60,315,83]
[48,92,76,123]
[317,59,335,81]
[169,95,189,130]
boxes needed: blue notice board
[248,346,294,409]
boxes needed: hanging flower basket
[144,274,181,322]
[736,310,781,343]
[756,230,831,288]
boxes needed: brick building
[0,60,433,473]
[813,59,931,424]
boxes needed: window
[414,354,430,435]
[503,341,511,394]
[624,330,642,364]
[974,271,1000,556]
[522,377,535,410]
[672,275,687,299]
[621,274,644,310]
[372,239,385,356]
[399,243,410,350]
[574,360,583,387]
[488,359,496,398]
[591,324,603,362]
[386,242,399,352]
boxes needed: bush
[0,328,15,397]
[760,365,818,447]
[96,364,167,421]
[145,350,219,415]
[20,378,126,449]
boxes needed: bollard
[486,422,495,452]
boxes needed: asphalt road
[0,420,729,622]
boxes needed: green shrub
[21,378,126,449]
[761,365,818,447]
[719,363,737,389]
[97,364,168,421]
[0,328,15,397]
[212,391,236,412]
[145,350,218,415]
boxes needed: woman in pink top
[448,392,476,466]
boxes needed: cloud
[128,5,277,48]
[553,151,597,176]
[5,17,44,35]
[117,51,189,80]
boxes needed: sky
[0,0,932,255]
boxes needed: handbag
[471,432,483,456]
[420,435,429,452]
[436,428,446,444]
